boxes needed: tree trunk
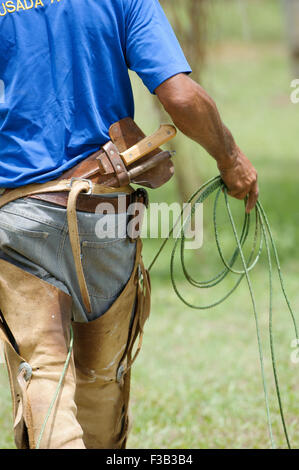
[156,0,207,203]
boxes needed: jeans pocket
[81,238,136,300]
[0,218,49,267]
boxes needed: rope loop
[149,175,298,449]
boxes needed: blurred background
[1,0,299,449]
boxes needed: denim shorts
[0,195,136,322]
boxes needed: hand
[217,147,259,213]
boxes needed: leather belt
[1,183,134,214]
[27,192,133,214]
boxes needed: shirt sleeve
[124,0,192,94]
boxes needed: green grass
[128,268,299,449]
[0,361,14,449]
[1,0,299,450]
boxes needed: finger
[245,183,259,213]
[227,189,249,200]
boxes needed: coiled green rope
[148,175,298,449]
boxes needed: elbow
[160,86,199,118]
[156,74,213,129]
[156,74,199,117]
[163,93,198,119]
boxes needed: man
[0,0,258,449]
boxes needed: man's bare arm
[155,73,259,213]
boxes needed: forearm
[156,74,237,168]
[156,73,259,213]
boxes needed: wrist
[216,145,239,170]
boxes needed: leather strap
[66,180,93,313]
[102,142,130,187]
[0,179,132,209]
[28,192,132,213]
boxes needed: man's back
[0,0,190,188]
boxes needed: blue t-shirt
[0,0,191,188]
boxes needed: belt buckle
[68,177,93,195]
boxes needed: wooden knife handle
[120,124,176,166]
